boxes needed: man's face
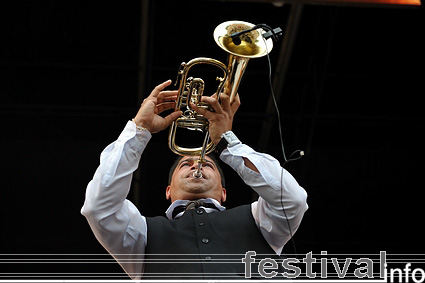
[166,156,226,203]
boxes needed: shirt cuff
[119,120,152,147]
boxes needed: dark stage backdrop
[1,0,424,277]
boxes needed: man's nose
[191,162,203,170]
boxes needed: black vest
[144,204,286,280]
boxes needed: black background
[1,0,424,276]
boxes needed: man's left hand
[190,91,241,144]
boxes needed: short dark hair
[168,154,226,188]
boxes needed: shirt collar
[165,198,226,220]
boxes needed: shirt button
[198,222,205,226]
[196,209,203,214]
[202,238,209,244]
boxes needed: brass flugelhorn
[168,20,275,163]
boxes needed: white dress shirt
[81,120,308,280]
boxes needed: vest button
[205,256,212,261]
[201,238,209,244]
[198,222,205,226]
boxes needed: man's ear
[166,185,171,200]
[221,187,227,203]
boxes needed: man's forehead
[178,155,217,168]
[180,156,216,165]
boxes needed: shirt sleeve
[220,143,308,255]
[80,120,150,280]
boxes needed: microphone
[231,34,242,46]
[230,27,256,46]
[230,24,283,46]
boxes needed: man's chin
[184,183,210,195]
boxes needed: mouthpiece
[192,162,203,178]
[193,170,203,179]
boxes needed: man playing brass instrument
[81,80,308,280]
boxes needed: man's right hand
[133,80,182,134]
